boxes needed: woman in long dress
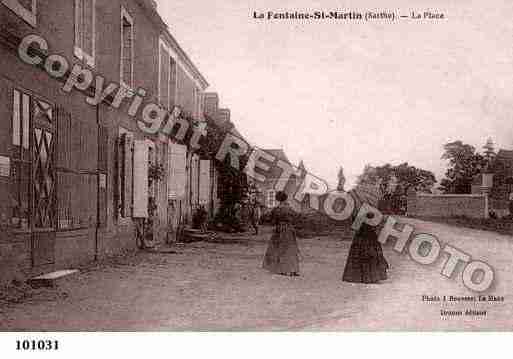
[342,186,389,284]
[263,191,300,276]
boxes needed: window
[1,0,37,27]
[74,0,95,67]
[12,89,30,150]
[120,7,134,88]
[158,39,178,110]
[56,107,97,230]
[11,89,58,230]
[11,89,31,230]
[267,190,277,208]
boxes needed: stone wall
[407,193,488,219]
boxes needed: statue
[337,166,346,191]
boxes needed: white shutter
[159,43,170,107]
[121,132,133,218]
[191,155,199,205]
[199,160,210,204]
[74,0,84,56]
[168,143,187,199]
[133,140,148,218]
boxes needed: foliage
[439,140,487,194]
[356,162,436,195]
[202,115,250,227]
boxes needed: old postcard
[1,0,512,339]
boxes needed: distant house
[254,149,308,213]
[472,149,513,217]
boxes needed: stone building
[0,0,233,284]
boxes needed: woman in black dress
[342,188,389,284]
[263,191,300,276]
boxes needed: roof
[262,149,291,165]
[496,149,513,161]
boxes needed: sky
[155,0,513,188]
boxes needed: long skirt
[342,226,389,283]
[263,227,300,274]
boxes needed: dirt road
[1,220,511,331]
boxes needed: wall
[0,0,210,286]
[407,192,488,219]
[0,0,99,284]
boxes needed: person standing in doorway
[509,191,513,218]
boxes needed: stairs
[179,228,217,243]
[28,269,79,289]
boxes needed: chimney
[203,92,219,119]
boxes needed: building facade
[472,149,513,217]
[0,0,226,285]
[255,149,307,213]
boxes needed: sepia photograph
[0,0,513,347]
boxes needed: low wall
[407,193,488,219]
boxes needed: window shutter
[168,143,187,199]
[191,155,200,206]
[122,15,133,87]
[83,0,94,57]
[21,93,29,150]
[199,160,210,204]
[74,0,84,54]
[115,136,122,219]
[133,140,148,218]
[169,57,177,107]
[120,132,133,217]
[56,107,72,169]
[159,45,170,108]
[70,116,82,172]
[98,125,108,226]
[98,125,108,172]
[12,89,21,146]
[56,107,72,229]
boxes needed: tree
[439,140,487,194]
[356,163,436,194]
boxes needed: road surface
[1,219,512,331]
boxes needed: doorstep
[27,269,80,289]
